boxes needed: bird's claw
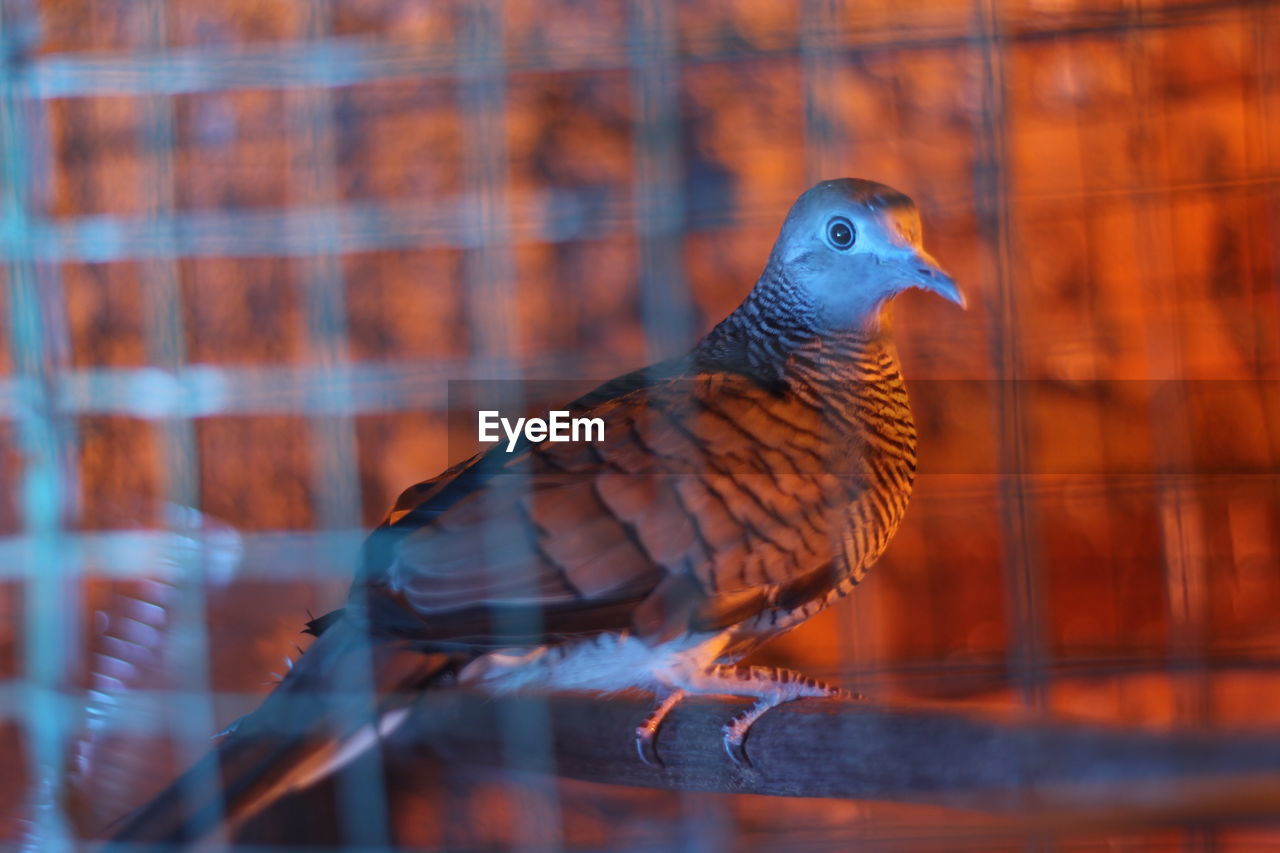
[635,723,664,768]
[722,708,759,769]
[634,689,685,769]
[719,681,854,769]
[723,729,752,769]
[637,674,852,771]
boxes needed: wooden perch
[381,689,1280,826]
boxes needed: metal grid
[2,0,1279,848]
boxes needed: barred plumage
[109,178,963,845]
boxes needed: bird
[107,178,964,846]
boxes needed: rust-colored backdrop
[1,0,1278,848]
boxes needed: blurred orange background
[1,0,1279,848]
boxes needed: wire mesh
[1,0,1279,849]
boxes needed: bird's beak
[905,249,965,308]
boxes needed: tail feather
[105,618,456,847]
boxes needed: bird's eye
[826,217,856,250]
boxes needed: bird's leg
[635,688,686,768]
[689,665,851,769]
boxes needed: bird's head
[768,178,964,330]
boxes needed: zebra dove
[110,178,963,845]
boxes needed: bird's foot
[635,689,686,768]
[705,665,851,769]
[633,667,851,770]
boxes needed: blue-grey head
[766,178,964,330]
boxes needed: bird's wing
[368,354,693,534]
[356,361,854,647]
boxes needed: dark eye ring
[826,217,856,250]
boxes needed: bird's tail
[104,616,456,848]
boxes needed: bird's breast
[720,348,916,637]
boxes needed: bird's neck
[694,263,894,387]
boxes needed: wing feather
[357,364,848,646]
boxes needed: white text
[478,410,605,452]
